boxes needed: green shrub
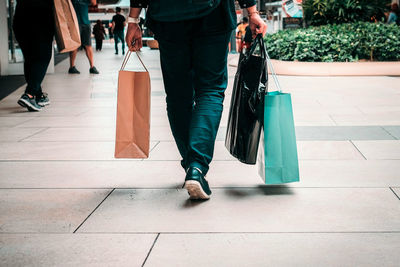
[303,0,390,26]
[265,22,400,62]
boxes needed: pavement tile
[1,160,399,189]
[293,113,336,126]
[0,141,158,160]
[0,234,155,267]
[0,141,116,160]
[0,128,45,142]
[297,141,364,160]
[352,140,400,160]
[331,114,400,126]
[23,127,116,142]
[78,188,400,233]
[298,160,400,187]
[15,116,116,128]
[146,233,400,267]
[295,126,394,141]
[383,126,400,140]
[0,189,111,232]
[0,117,31,127]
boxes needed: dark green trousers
[150,6,232,175]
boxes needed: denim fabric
[114,30,125,54]
[152,5,232,174]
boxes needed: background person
[93,20,106,51]
[237,17,249,52]
[68,0,99,74]
[13,0,54,111]
[387,3,400,24]
[112,7,126,55]
[126,0,267,200]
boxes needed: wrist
[247,5,258,16]
[127,17,140,24]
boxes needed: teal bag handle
[265,51,282,93]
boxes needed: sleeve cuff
[238,0,257,8]
[130,0,148,8]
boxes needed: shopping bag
[225,34,268,164]
[115,52,151,158]
[53,0,81,53]
[257,53,299,184]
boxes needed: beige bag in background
[115,52,151,158]
[53,0,81,53]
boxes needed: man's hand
[126,23,142,51]
[249,13,267,38]
[246,5,267,38]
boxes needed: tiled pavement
[0,44,400,266]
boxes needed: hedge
[265,22,400,62]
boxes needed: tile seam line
[141,233,160,267]
[17,127,50,142]
[0,186,396,190]
[0,184,398,191]
[380,126,398,140]
[73,188,115,233]
[3,159,399,162]
[2,231,400,235]
[349,140,367,160]
[389,187,400,200]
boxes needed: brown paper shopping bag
[53,0,81,53]
[115,52,151,158]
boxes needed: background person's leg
[114,32,118,54]
[69,50,78,67]
[14,20,53,99]
[120,31,125,54]
[84,45,94,68]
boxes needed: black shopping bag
[225,34,268,164]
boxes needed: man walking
[112,7,126,55]
[68,0,99,74]
[126,0,267,200]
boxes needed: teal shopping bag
[257,54,300,184]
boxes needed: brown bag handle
[120,51,149,72]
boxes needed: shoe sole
[38,101,50,107]
[17,98,41,111]
[184,180,210,200]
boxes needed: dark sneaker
[17,94,42,112]
[89,66,99,74]
[184,167,211,200]
[37,93,50,107]
[68,66,80,74]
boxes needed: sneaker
[115,51,118,55]
[183,167,211,200]
[89,66,99,74]
[37,93,50,107]
[17,94,42,112]
[68,66,80,74]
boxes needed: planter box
[229,57,400,76]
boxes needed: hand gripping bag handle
[120,51,148,72]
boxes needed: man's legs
[155,22,194,170]
[187,31,232,175]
